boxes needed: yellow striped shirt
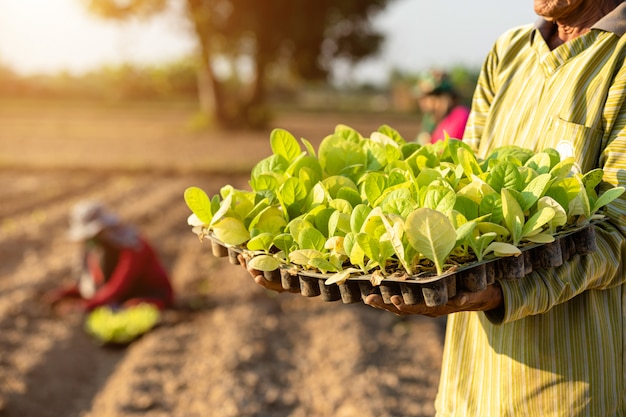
[436,5,626,417]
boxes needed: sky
[0,0,538,84]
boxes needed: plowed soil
[0,101,445,417]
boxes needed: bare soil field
[0,100,445,417]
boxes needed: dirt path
[0,107,446,417]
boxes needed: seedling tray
[205,221,601,307]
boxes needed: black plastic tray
[205,222,600,307]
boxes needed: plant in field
[184,125,625,280]
[85,303,161,345]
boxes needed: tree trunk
[185,0,230,128]
[195,45,215,116]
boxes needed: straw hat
[67,200,120,241]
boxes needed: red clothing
[82,237,173,311]
[431,105,470,143]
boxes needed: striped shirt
[436,5,626,416]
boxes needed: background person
[45,200,174,313]
[414,69,470,144]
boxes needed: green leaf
[324,235,345,254]
[457,147,483,178]
[405,207,457,275]
[328,210,351,237]
[377,124,406,145]
[370,131,400,148]
[520,173,552,211]
[300,137,317,157]
[382,197,415,218]
[416,168,442,189]
[308,257,340,273]
[457,174,497,205]
[85,304,160,344]
[337,186,362,208]
[486,162,522,193]
[247,254,283,272]
[484,242,522,257]
[537,196,567,234]
[593,187,625,214]
[355,232,381,265]
[288,155,322,185]
[524,152,552,174]
[246,232,275,252]
[455,220,476,243]
[524,233,555,244]
[212,217,250,246]
[318,134,367,177]
[486,146,534,165]
[521,207,555,239]
[452,195,478,220]
[344,232,366,271]
[361,172,387,204]
[250,173,279,193]
[304,182,329,210]
[351,204,373,233]
[476,221,510,238]
[273,233,295,257]
[184,186,213,224]
[466,231,497,261]
[367,207,410,274]
[270,128,302,163]
[549,157,576,181]
[322,175,359,199]
[569,176,591,219]
[248,206,287,235]
[210,193,233,226]
[334,124,363,142]
[543,148,562,169]
[325,268,361,286]
[297,227,326,251]
[278,177,307,206]
[311,207,335,238]
[251,154,289,177]
[501,188,524,245]
[582,169,604,193]
[289,249,326,267]
[423,185,456,214]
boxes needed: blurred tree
[81,0,395,129]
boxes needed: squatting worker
[45,200,174,312]
[243,1,626,415]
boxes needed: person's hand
[237,254,300,294]
[364,283,503,317]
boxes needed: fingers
[448,285,502,312]
[237,254,262,278]
[389,295,438,316]
[364,294,405,316]
[451,292,469,308]
[237,254,292,293]
[366,294,448,317]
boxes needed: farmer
[45,200,174,312]
[414,69,470,144]
[244,0,626,415]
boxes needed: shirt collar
[533,2,626,37]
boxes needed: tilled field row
[0,170,445,417]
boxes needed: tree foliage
[81,0,396,129]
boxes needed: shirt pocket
[548,117,603,175]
